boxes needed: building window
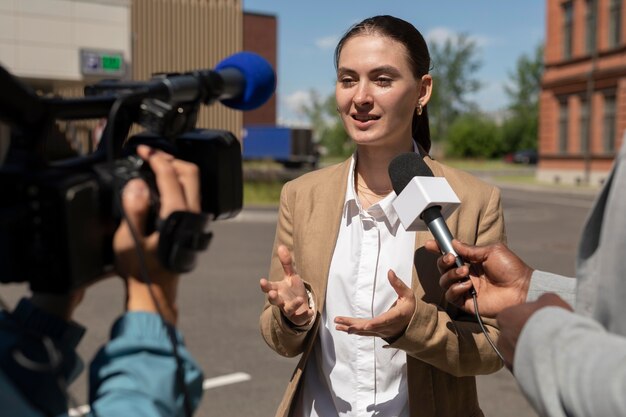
[563,1,574,59]
[580,100,589,153]
[609,0,622,48]
[586,0,597,54]
[604,95,616,152]
[559,100,569,153]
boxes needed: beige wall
[0,0,131,81]
[132,0,243,135]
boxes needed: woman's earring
[336,107,340,113]
[416,103,423,116]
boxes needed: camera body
[0,128,242,293]
[0,56,264,293]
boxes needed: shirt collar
[343,143,421,228]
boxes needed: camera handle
[157,211,212,273]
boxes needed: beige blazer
[260,155,506,417]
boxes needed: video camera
[0,52,276,293]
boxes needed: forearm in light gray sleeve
[514,307,626,417]
[527,270,577,308]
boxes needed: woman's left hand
[334,270,415,341]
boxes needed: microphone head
[388,152,434,194]
[215,52,276,111]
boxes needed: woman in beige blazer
[260,15,506,417]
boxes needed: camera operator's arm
[114,145,201,323]
[89,145,203,417]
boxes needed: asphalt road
[0,183,598,417]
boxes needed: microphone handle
[422,207,477,296]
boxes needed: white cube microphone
[392,176,460,232]
[388,152,465,262]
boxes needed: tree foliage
[428,33,482,142]
[299,89,352,158]
[500,44,543,153]
[445,113,501,158]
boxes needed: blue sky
[242,0,545,125]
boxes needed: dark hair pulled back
[334,15,431,153]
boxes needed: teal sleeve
[89,312,204,417]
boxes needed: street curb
[485,178,601,198]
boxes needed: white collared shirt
[294,154,416,417]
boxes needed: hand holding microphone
[425,239,534,317]
[388,153,509,360]
[388,153,473,290]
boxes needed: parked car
[504,149,538,165]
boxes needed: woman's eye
[375,77,392,87]
[339,78,356,87]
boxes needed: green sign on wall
[80,49,126,78]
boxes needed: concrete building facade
[0,0,131,86]
[539,0,626,185]
[0,0,244,152]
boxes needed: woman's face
[335,34,430,150]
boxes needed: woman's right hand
[259,245,315,327]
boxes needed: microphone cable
[467,286,505,363]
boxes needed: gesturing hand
[334,270,415,341]
[260,245,315,327]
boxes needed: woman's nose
[353,82,372,106]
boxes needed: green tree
[299,89,352,158]
[428,33,483,142]
[501,44,543,153]
[298,89,327,142]
[445,113,502,158]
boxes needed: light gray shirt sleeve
[514,306,626,417]
[527,270,577,308]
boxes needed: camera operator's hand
[114,145,200,325]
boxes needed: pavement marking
[202,372,251,390]
[67,372,252,416]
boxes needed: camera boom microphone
[87,51,276,111]
[213,51,276,110]
[156,51,276,110]
[388,153,465,270]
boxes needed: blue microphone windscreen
[388,152,434,194]
[215,52,276,111]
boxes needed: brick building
[243,11,277,125]
[538,0,626,185]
